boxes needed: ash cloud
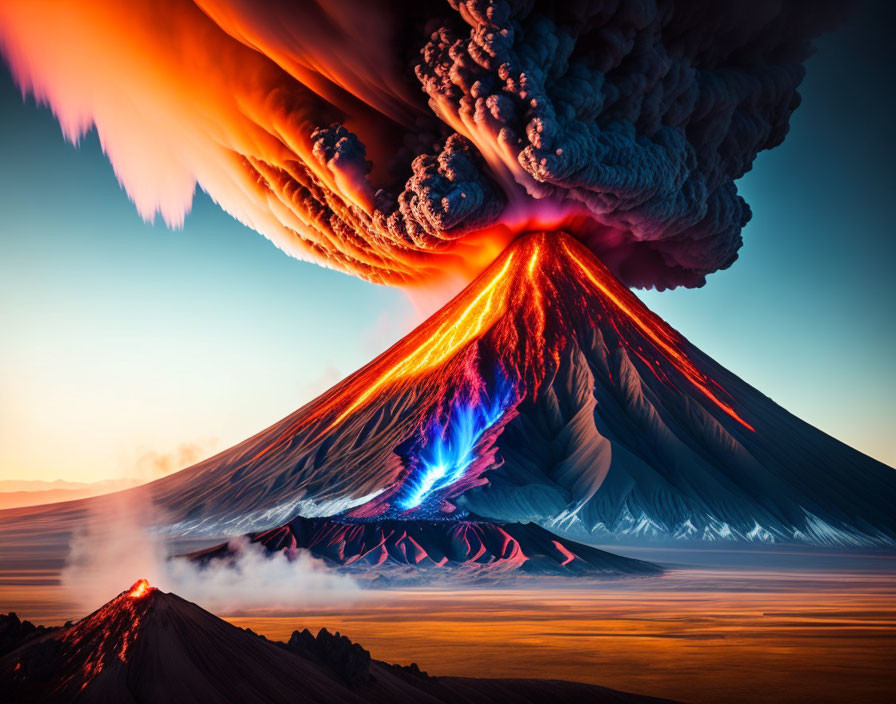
[0,0,848,288]
[416,0,848,288]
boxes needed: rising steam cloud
[0,0,847,289]
[62,491,361,615]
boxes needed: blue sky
[0,4,893,481]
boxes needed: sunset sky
[0,3,893,483]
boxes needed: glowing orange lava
[253,231,753,462]
[127,579,152,599]
[561,240,755,431]
[325,252,516,431]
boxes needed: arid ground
[2,544,893,704]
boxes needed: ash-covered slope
[0,580,678,704]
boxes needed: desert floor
[2,545,893,704]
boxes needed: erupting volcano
[3,231,894,582]
[97,230,890,574]
[0,0,892,584]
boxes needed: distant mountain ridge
[0,478,143,511]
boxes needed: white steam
[61,491,361,615]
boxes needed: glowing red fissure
[560,240,755,431]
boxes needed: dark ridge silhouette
[0,581,680,703]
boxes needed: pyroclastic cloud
[0,0,848,289]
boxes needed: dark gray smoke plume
[0,0,849,287]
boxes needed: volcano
[0,580,679,703]
[2,232,894,568]
[136,230,894,547]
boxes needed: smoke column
[0,0,848,290]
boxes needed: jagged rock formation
[285,627,375,688]
[191,516,661,583]
[0,613,56,658]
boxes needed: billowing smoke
[62,491,361,615]
[0,0,847,289]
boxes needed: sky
[0,3,893,483]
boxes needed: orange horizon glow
[227,568,896,704]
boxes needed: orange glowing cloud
[0,0,479,286]
[0,1,842,290]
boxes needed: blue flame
[397,377,513,512]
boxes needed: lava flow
[395,372,514,512]
[15,580,162,695]
[257,231,752,472]
[128,578,153,599]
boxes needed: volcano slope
[2,231,894,571]
[0,580,680,703]
[144,230,895,547]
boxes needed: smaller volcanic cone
[0,581,681,704]
[191,516,661,584]
[0,579,366,703]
